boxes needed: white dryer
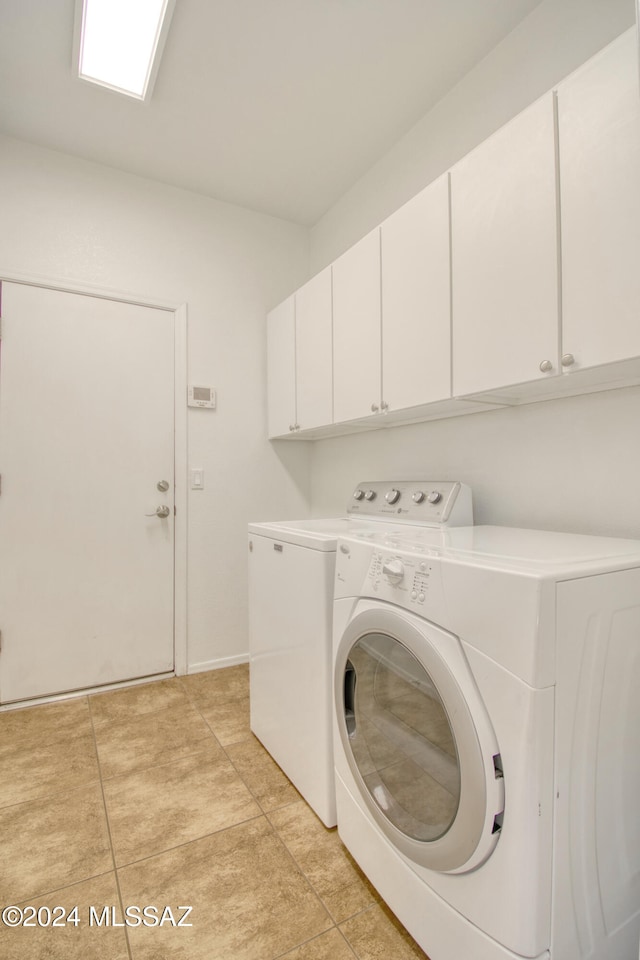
[333,525,640,960]
[248,480,472,827]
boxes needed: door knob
[146,505,171,518]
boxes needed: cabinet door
[451,94,559,396]
[381,174,451,410]
[333,228,381,423]
[267,296,296,438]
[558,30,640,370]
[295,267,333,430]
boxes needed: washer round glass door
[335,605,502,873]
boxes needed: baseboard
[187,654,249,674]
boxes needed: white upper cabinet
[267,269,332,438]
[265,30,640,439]
[267,295,296,437]
[451,94,559,396]
[332,228,381,423]
[558,29,640,371]
[381,174,451,410]
[295,267,333,430]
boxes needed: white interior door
[0,281,176,703]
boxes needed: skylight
[75,0,175,101]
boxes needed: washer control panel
[348,480,472,527]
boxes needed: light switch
[190,468,204,490]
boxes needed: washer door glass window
[345,633,460,842]
[336,607,503,873]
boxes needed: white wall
[310,0,636,270]
[307,0,640,541]
[310,388,640,539]
[0,134,312,671]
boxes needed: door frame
[0,268,188,678]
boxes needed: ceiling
[0,0,544,224]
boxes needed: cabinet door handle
[371,402,379,413]
[289,424,296,432]
[561,353,575,368]
[381,400,389,412]
[539,360,553,373]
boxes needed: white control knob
[364,490,376,501]
[412,491,426,503]
[353,488,365,501]
[385,488,401,504]
[382,558,404,583]
[427,491,442,504]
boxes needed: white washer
[248,480,472,827]
[333,525,640,960]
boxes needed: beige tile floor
[0,664,429,959]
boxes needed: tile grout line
[2,670,413,959]
[104,811,267,872]
[87,692,134,960]
[0,777,103,813]
[173,672,390,957]
[0,706,104,812]
[2,869,117,909]
[181,679,267,802]
[183,674,348,958]
[271,925,359,960]
[185,672,380,936]
[262,809,377,941]
[85,674,270,876]
[91,701,217,779]
[336,924,361,959]
[263,811,337,929]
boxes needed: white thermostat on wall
[188,385,216,408]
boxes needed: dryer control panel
[366,551,439,610]
[335,538,447,622]
[347,480,472,527]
